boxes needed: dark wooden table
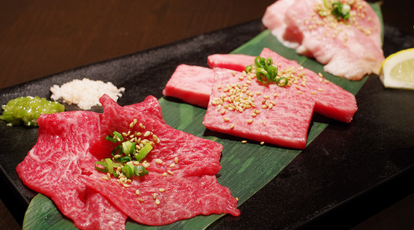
[1,0,413,229]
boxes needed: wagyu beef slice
[203,68,315,149]
[260,48,357,123]
[163,64,214,108]
[203,48,358,149]
[262,0,384,80]
[81,95,240,226]
[16,111,127,230]
[207,54,256,72]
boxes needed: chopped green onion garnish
[122,141,134,155]
[95,161,108,173]
[111,145,122,156]
[245,65,252,73]
[256,68,269,83]
[134,165,149,177]
[113,131,123,142]
[122,164,133,178]
[332,1,350,20]
[265,57,273,68]
[115,156,132,163]
[135,143,153,162]
[246,57,284,86]
[254,56,265,68]
[276,77,288,87]
[112,162,122,168]
[104,158,113,174]
[113,171,120,178]
[105,135,117,143]
[267,66,278,82]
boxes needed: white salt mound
[50,78,125,110]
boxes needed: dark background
[0,0,413,229]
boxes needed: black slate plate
[1,20,414,230]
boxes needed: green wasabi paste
[0,96,65,126]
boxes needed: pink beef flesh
[162,64,214,108]
[260,48,357,123]
[81,95,240,226]
[17,94,239,229]
[207,54,256,72]
[203,48,358,149]
[262,0,384,80]
[203,68,315,149]
[16,111,127,230]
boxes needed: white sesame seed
[242,140,247,144]
[224,117,230,122]
[260,142,265,145]
[142,161,150,168]
[247,119,253,124]
[230,124,235,129]
[144,131,151,137]
[175,157,178,164]
[155,199,160,205]
[162,172,167,177]
[153,193,157,199]
[159,188,166,192]
[101,176,109,181]
[123,183,130,188]
[155,159,163,164]
[136,189,140,195]
[170,163,175,168]
[167,170,174,175]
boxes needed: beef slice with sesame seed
[80,95,240,226]
[203,48,357,149]
[260,48,357,123]
[203,68,315,149]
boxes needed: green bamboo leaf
[23,3,382,230]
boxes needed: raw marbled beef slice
[16,111,127,230]
[81,95,240,225]
[207,54,256,72]
[162,64,214,108]
[260,48,357,123]
[203,68,315,149]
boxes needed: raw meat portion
[208,54,256,72]
[203,48,358,149]
[16,111,127,230]
[262,0,384,80]
[203,68,315,149]
[81,95,240,225]
[260,48,357,123]
[89,95,163,160]
[163,64,214,108]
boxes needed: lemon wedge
[379,48,414,90]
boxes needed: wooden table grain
[0,0,413,230]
